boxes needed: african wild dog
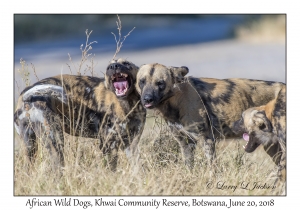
[135,63,286,169]
[232,86,286,181]
[14,58,146,170]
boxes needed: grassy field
[14,112,285,196]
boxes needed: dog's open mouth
[242,132,260,152]
[243,133,250,149]
[111,73,130,97]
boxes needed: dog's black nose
[108,63,121,70]
[143,95,153,104]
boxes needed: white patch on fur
[28,104,45,123]
[125,147,131,158]
[168,122,183,130]
[16,103,55,139]
[119,123,127,130]
[108,128,117,134]
[85,87,91,93]
[23,84,68,104]
[110,141,116,149]
[14,122,20,135]
[17,103,45,126]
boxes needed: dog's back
[18,75,126,118]
[189,77,285,138]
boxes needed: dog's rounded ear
[169,66,189,83]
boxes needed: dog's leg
[107,148,118,172]
[46,112,65,168]
[278,148,286,182]
[276,138,286,183]
[197,125,216,166]
[15,112,37,163]
[24,125,37,162]
[182,141,196,170]
[35,108,64,171]
[32,103,64,170]
[123,109,146,172]
[173,134,195,170]
[126,137,140,170]
[15,101,65,171]
[203,138,216,166]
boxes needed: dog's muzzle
[107,63,132,97]
[143,94,154,108]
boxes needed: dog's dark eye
[259,124,266,130]
[123,61,130,65]
[156,81,165,91]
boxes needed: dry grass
[14,113,285,196]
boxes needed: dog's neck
[155,82,203,124]
[118,90,142,115]
[154,83,188,123]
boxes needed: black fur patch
[190,78,216,95]
[149,67,155,76]
[190,78,236,104]
[213,80,236,104]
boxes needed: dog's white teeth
[243,142,248,149]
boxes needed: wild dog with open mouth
[14,58,146,170]
[136,63,285,169]
[232,86,286,181]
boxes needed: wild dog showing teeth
[14,58,146,171]
[232,86,286,181]
[136,63,285,170]
[108,69,132,97]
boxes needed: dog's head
[105,58,139,99]
[136,63,189,109]
[232,107,272,153]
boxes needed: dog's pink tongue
[114,81,128,89]
[113,81,128,96]
[243,133,249,141]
